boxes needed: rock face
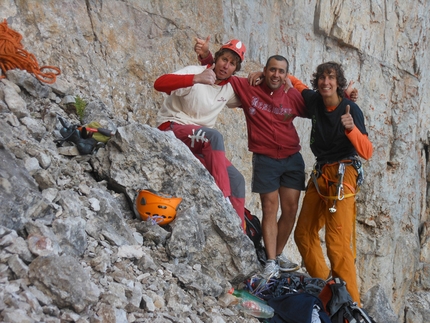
[0,1,429,322]
[0,69,260,322]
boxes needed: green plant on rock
[74,95,87,123]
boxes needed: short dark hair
[213,48,242,73]
[265,55,289,72]
[311,62,347,98]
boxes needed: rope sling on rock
[0,19,60,84]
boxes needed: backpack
[244,208,267,265]
[244,208,261,245]
[319,278,376,323]
[243,272,331,323]
[55,116,108,155]
[250,271,326,301]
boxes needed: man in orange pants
[295,162,362,303]
[290,62,373,305]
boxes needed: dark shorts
[251,152,306,194]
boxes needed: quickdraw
[328,163,345,213]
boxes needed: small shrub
[74,95,87,123]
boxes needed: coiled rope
[0,19,60,84]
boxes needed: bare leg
[276,186,301,255]
[260,190,280,260]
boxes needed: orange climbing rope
[0,19,60,84]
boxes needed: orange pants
[294,163,360,304]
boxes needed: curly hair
[213,48,242,73]
[310,62,347,98]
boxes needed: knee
[261,201,278,216]
[227,165,245,195]
[204,128,224,149]
[237,172,245,187]
[232,174,245,197]
[283,203,298,216]
[210,129,224,141]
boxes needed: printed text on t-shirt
[251,96,293,120]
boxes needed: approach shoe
[262,259,280,279]
[276,254,300,272]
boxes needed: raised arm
[194,35,211,59]
[195,36,214,65]
[288,75,358,102]
[345,81,358,102]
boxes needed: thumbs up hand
[193,64,216,85]
[345,81,359,102]
[341,105,355,131]
[194,35,211,59]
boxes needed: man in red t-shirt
[195,36,308,277]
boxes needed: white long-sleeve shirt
[155,65,241,128]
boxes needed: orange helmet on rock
[220,39,246,62]
[135,190,182,226]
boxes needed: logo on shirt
[250,97,293,120]
[281,104,293,121]
[217,97,227,102]
[310,115,316,145]
[283,113,293,120]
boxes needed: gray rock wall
[1,0,430,321]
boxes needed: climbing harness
[310,156,364,258]
[0,19,60,83]
[310,156,364,213]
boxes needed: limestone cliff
[1,1,429,322]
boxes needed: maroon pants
[159,122,245,230]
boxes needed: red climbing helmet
[135,190,182,226]
[220,39,246,62]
